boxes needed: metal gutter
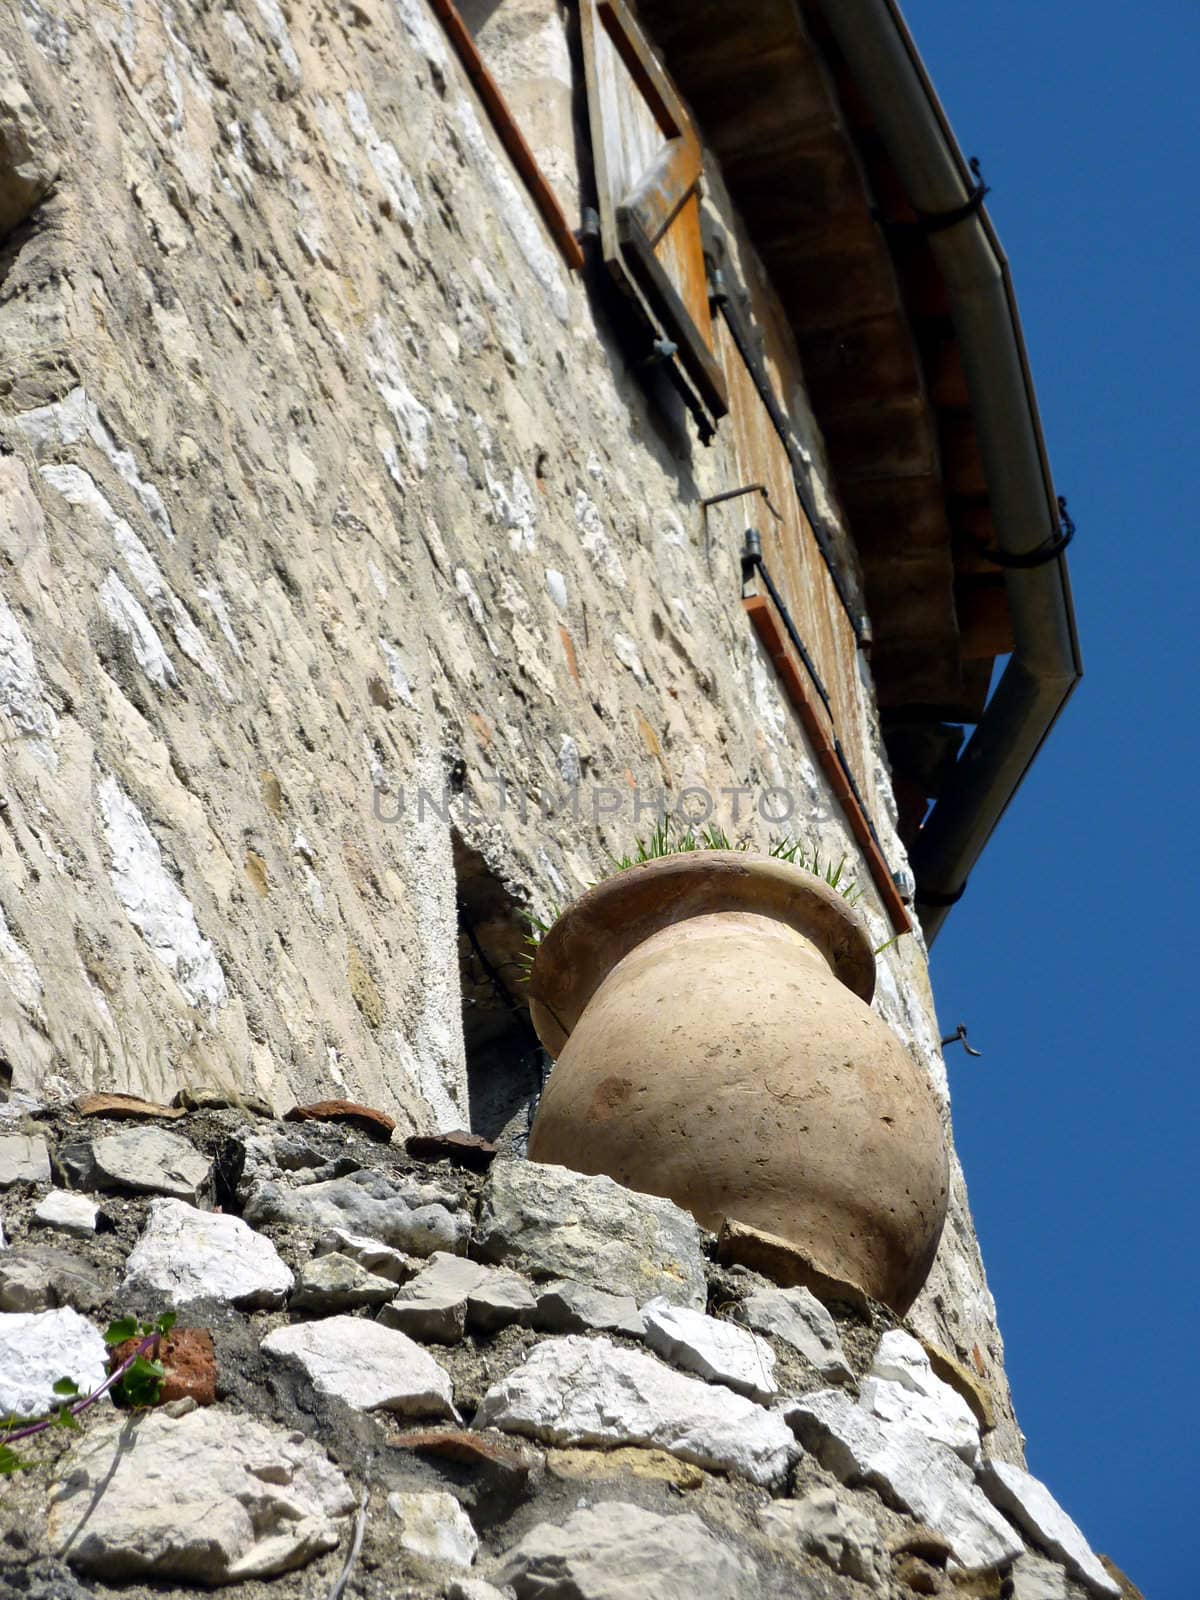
[812,0,1083,942]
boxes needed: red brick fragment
[405,1130,498,1172]
[284,1100,396,1140]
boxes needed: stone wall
[1,0,1015,1476]
[0,1101,1131,1600]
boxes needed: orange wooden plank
[429,0,585,272]
[744,595,911,934]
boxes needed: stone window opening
[452,832,548,1154]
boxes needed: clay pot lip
[528,850,876,1058]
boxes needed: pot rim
[528,849,876,1058]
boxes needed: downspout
[812,0,1083,943]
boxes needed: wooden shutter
[580,0,727,430]
[716,311,911,932]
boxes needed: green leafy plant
[517,818,885,980]
[0,1310,176,1475]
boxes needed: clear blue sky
[906,3,1198,1594]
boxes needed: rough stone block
[124,1198,293,1309]
[733,1281,852,1381]
[0,1132,51,1187]
[978,1457,1120,1597]
[476,1334,795,1487]
[262,1314,456,1416]
[495,1501,757,1598]
[0,1305,108,1417]
[48,1407,355,1582]
[642,1295,778,1400]
[785,1388,1022,1571]
[476,1161,705,1308]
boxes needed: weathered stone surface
[860,1328,981,1463]
[495,1501,757,1598]
[124,1198,293,1308]
[173,1087,274,1117]
[716,1218,872,1313]
[547,1446,704,1490]
[642,1295,778,1400]
[387,1489,479,1569]
[477,1161,705,1308]
[733,1282,852,1381]
[284,1099,396,1140]
[0,1306,108,1416]
[786,1388,1023,1571]
[380,1251,535,1341]
[1010,1553,1073,1600]
[0,56,59,234]
[262,1314,455,1416]
[33,1189,101,1237]
[0,1245,105,1312]
[76,1093,185,1120]
[316,1227,414,1283]
[921,1338,997,1432]
[476,1335,795,1487]
[448,1582,511,1600]
[90,1126,211,1201]
[0,1132,51,1187]
[244,1169,468,1256]
[759,1486,887,1585]
[978,1458,1120,1596]
[49,1406,355,1582]
[532,1278,644,1338]
[290,1251,396,1312]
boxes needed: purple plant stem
[0,1332,160,1448]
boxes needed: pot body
[526,855,947,1314]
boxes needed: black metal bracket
[918,880,967,907]
[709,267,870,646]
[978,497,1076,570]
[701,483,784,522]
[915,158,990,234]
[940,1022,983,1058]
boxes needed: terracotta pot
[526,852,947,1314]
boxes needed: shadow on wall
[452,831,547,1150]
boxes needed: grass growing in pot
[518,819,871,979]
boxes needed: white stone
[1011,1553,1074,1600]
[124,1198,293,1308]
[447,1582,510,1600]
[90,1126,211,1201]
[785,1388,1023,1571]
[381,1251,534,1342]
[316,1227,413,1282]
[477,1161,706,1308]
[476,1335,795,1488]
[34,1189,101,1236]
[734,1283,852,1382]
[243,1169,468,1256]
[642,1296,778,1401]
[495,1501,756,1599]
[49,1406,354,1582]
[532,1278,644,1338]
[97,775,227,1009]
[0,1132,51,1187]
[262,1315,455,1416]
[860,1329,981,1463]
[978,1458,1120,1597]
[759,1486,887,1585]
[0,1306,109,1417]
[387,1489,478,1569]
[290,1252,396,1312]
